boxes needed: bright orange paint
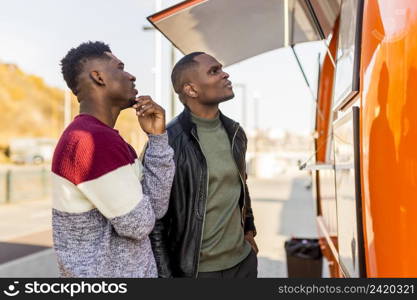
[149,0,206,23]
[360,0,417,277]
[316,0,417,277]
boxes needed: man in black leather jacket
[150,52,258,278]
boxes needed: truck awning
[147,0,340,66]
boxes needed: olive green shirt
[191,112,251,272]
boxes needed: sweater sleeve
[77,162,157,241]
[141,133,175,220]
[54,129,158,241]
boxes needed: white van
[9,138,56,164]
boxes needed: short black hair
[171,51,205,94]
[60,41,111,94]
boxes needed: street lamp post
[64,89,71,128]
[252,91,261,151]
[252,91,261,177]
[169,46,176,119]
[142,25,177,120]
[142,24,162,107]
[154,0,162,106]
[233,83,247,129]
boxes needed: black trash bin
[285,238,323,278]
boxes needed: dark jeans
[197,250,258,278]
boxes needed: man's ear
[183,83,198,98]
[89,71,105,86]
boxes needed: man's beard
[127,98,137,107]
[220,92,235,103]
[119,98,136,110]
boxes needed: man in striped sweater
[51,41,174,277]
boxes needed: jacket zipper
[231,125,246,225]
[191,129,209,278]
[192,123,245,277]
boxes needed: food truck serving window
[332,0,364,111]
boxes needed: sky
[0,0,325,135]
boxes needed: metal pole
[42,166,48,198]
[64,89,71,128]
[253,93,260,177]
[242,85,247,129]
[5,169,11,203]
[234,83,247,129]
[254,97,259,146]
[170,45,176,119]
[253,93,260,132]
[154,0,162,105]
[284,0,290,47]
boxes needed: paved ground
[0,200,52,243]
[0,170,321,277]
[0,199,57,277]
[249,172,318,277]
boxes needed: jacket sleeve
[149,133,177,278]
[243,173,257,237]
[150,212,173,278]
[241,128,257,236]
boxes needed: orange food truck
[148,0,417,277]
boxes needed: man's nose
[129,73,136,82]
[222,71,229,79]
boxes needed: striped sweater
[51,114,175,278]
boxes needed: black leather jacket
[150,108,256,278]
